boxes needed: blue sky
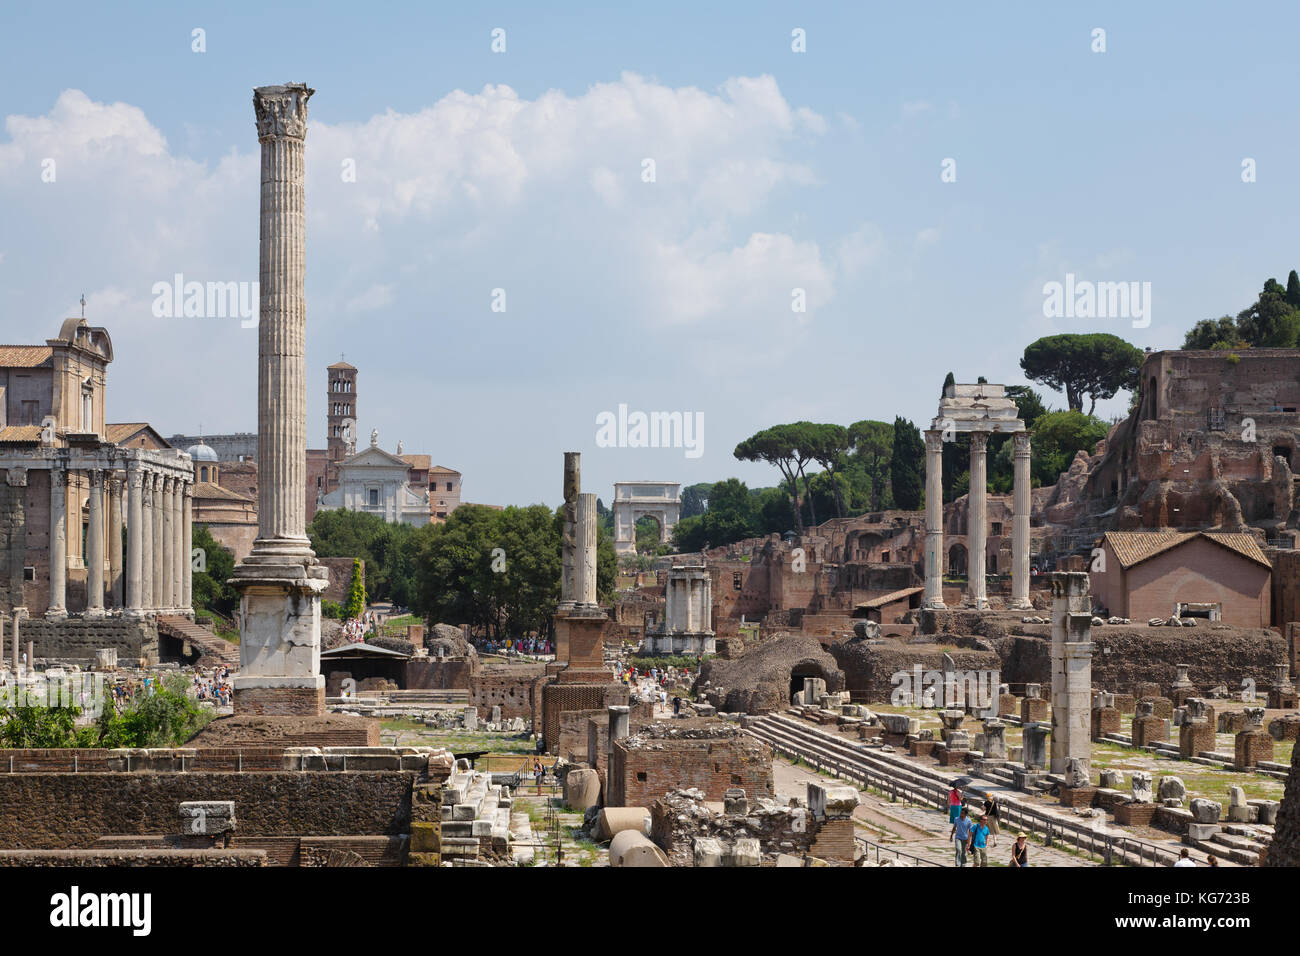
[1,2,1297,508]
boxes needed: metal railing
[855,836,943,867]
[750,720,1189,868]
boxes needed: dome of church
[186,442,219,462]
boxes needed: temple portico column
[47,465,67,619]
[152,474,165,611]
[968,431,988,609]
[182,481,193,612]
[923,430,946,609]
[141,471,155,612]
[125,466,144,617]
[170,477,183,611]
[108,475,123,608]
[1010,432,1033,609]
[85,469,105,618]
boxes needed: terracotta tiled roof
[327,361,356,370]
[1200,532,1272,569]
[0,425,43,443]
[401,454,432,470]
[104,422,150,443]
[0,346,53,368]
[1103,530,1271,570]
[191,481,253,502]
[429,465,461,475]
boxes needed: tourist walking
[533,758,544,796]
[969,814,990,867]
[1011,832,1029,867]
[1173,849,1196,867]
[949,807,973,867]
[947,785,963,824]
[983,795,1001,847]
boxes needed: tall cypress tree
[1287,270,1300,310]
[890,416,924,510]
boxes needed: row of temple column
[923,430,1032,610]
[47,464,192,619]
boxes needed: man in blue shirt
[970,814,990,867]
[949,807,973,867]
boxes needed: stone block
[179,801,236,836]
[693,837,723,867]
[1188,798,1221,824]
[726,837,762,867]
[1188,823,1221,841]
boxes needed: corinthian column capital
[254,83,314,141]
[969,431,988,453]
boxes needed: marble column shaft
[171,480,183,610]
[108,476,123,607]
[252,83,313,554]
[923,430,945,608]
[575,491,598,606]
[47,466,67,618]
[85,470,105,616]
[182,483,193,611]
[560,452,580,607]
[159,477,173,609]
[142,473,155,611]
[968,431,988,609]
[126,467,144,615]
[1011,432,1032,609]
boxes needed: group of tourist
[479,637,552,658]
[341,618,370,643]
[947,785,1027,867]
[191,666,233,707]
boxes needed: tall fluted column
[576,492,598,607]
[108,475,123,608]
[1010,432,1033,609]
[142,472,155,611]
[158,476,172,610]
[559,452,580,609]
[231,83,328,717]
[171,478,184,610]
[47,466,67,619]
[85,469,105,618]
[249,82,314,560]
[126,466,144,616]
[968,431,988,609]
[7,614,14,676]
[182,482,193,612]
[923,430,945,609]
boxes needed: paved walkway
[773,757,1098,867]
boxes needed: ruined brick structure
[607,721,773,808]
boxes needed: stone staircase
[439,760,514,862]
[156,615,240,668]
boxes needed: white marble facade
[316,439,430,526]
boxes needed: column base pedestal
[232,677,326,717]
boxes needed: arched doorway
[948,543,968,578]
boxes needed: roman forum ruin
[0,33,1298,909]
